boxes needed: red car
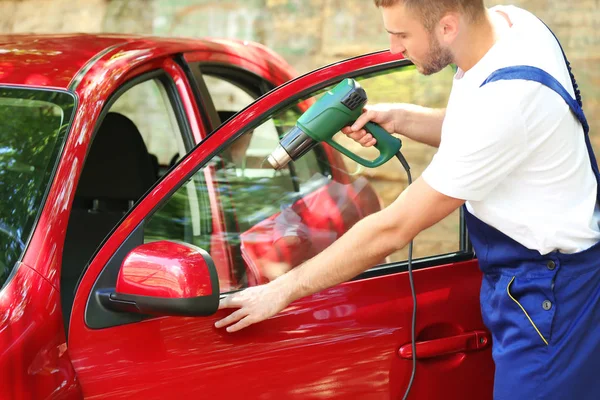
[0,34,493,399]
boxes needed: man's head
[375,0,486,75]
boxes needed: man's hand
[342,103,446,148]
[341,104,401,147]
[215,281,293,332]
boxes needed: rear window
[0,88,75,288]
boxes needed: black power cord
[395,151,416,400]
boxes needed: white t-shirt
[422,5,600,255]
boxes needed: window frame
[100,70,196,153]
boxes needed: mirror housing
[99,241,219,317]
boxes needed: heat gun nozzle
[266,144,292,170]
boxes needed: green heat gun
[266,78,403,170]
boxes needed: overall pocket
[506,275,556,346]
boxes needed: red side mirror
[99,241,219,317]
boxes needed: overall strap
[538,19,584,109]
[480,66,589,135]
[482,16,587,131]
[479,21,600,201]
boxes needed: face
[381,3,454,75]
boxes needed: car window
[0,88,75,289]
[109,78,187,173]
[144,64,459,294]
[341,65,459,262]
[204,73,325,186]
[203,75,257,115]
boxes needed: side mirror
[99,241,219,317]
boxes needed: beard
[407,34,454,76]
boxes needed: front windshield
[0,88,75,288]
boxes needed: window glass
[109,78,186,173]
[205,74,326,187]
[334,65,459,262]
[203,75,256,112]
[0,88,75,288]
[145,64,459,294]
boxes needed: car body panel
[0,34,292,90]
[0,263,81,399]
[70,260,491,399]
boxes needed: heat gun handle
[327,122,402,168]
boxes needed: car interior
[60,112,161,333]
[59,109,236,334]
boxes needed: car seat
[60,112,158,334]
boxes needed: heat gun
[266,78,417,400]
[266,78,403,170]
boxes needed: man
[216,1,600,398]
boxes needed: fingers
[351,110,375,132]
[214,284,289,333]
[341,127,376,148]
[218,294,239,310]
[226,316,255,333]
[358,134,377,147]
[339,108,379,148]
[341,125,366,138]
[214,308,248,329]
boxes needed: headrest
[76,112,157,201]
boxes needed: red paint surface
[0,264,81,399]
[117,241,214,299]
[161,58,208,141]
[0,34,287,90]
[70,260,492,399]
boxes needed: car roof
[0,34,289,90]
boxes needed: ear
[438,12,460,44]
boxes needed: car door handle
[398,330,491,359]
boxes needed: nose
[389,38,406,55]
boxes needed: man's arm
[397,105,446,148]
[343,104,446,148]
[216,178,464,332]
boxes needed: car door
[68,50,494,399]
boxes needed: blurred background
[2,0,597,90]
[2,0,598,258]
[2,0,596,154]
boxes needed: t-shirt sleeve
[422,87,529,201]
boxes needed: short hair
[374,0,486,30]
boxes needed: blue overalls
[466,24,600,400]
